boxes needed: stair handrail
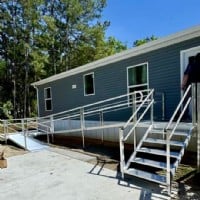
[168,97,191,140]
[119,88,154,178]
[165,84,192,195]
[122,89,154,134]
[165,84,191,131]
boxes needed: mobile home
[32,25,200,121]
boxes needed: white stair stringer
[123,125,194,188]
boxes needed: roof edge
[32,25,200,87]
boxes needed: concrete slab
[0,148,169,200]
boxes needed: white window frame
[127,62,149,102]
[83,72,95,96]
[44,87,53,111]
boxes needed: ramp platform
[7,133,48,151]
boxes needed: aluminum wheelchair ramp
[7,133,48,151]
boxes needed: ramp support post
[192,83,197,125]
[197,83,200,172]
[166,131,171,195]
[50,115,54,143]
[22,119,27,150]
[80,108,85,149]
[99,111,104,144]
[132,93,137,151]
[3,120,8,144]
[119,128,125,179]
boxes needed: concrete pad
[0,148,169,200]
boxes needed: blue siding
[37,36,200,120]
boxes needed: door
[181,46,200,86]
[180,46,200,117]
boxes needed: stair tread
[137,147,180,158]
[125,168,166,185]
[151,129,164,133]
[133,157,174,169]
[151,130,190,137]
[144,138,185,147]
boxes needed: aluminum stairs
[119,84,198,194]
[123,124,194,186]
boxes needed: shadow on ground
[36,134,200,199]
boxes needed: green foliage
[0,101,13,119]
[133,35,158,47]
[0,0,127,118]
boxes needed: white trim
[44,87,53,111]
[127,62,149,90]
[129,83,148,89]
[83,72,95,96]
[32,25,200,87]
[127,62,149,103]
[36,87,40,116]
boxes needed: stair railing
[119,89,154,178]
[164,84,193,194]
[37,116,54,144]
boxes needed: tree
[0,0,127,118]
[133,35,158,47]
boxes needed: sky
[102,0,200,47]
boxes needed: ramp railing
[0,89,164,149]
[37,92,136,148]
[0,118,52,147]
[37,89,161,148]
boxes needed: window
[84,73,95,96]
[44,87,52,111]
[127,63,148,101]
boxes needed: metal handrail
[119,89,154,179]
[165,84,194,194]
[124,100,154,141]
[123,89,154,130]
[165,84,191,131]
[168,97,191,140]
[42,90,151,126]
[39,90,150,120]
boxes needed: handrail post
[3,120,8,144]
[50,115,54,143]
[166,130,171,195]
[192,83,197,125]
[162,93,165,120]
[197,83,200,172]
[46,124,50,144]
[36,117,39,132]
[132,93,137,151]
[22,119,27,150]
[150,90,154,125]
[99,111,104,144]
[80,108,85,149]
[119,128,125,179]
[132,92,137,123]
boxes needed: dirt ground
[1,135,200,199]
[0,144,27,158]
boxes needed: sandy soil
[0,144,27,158]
